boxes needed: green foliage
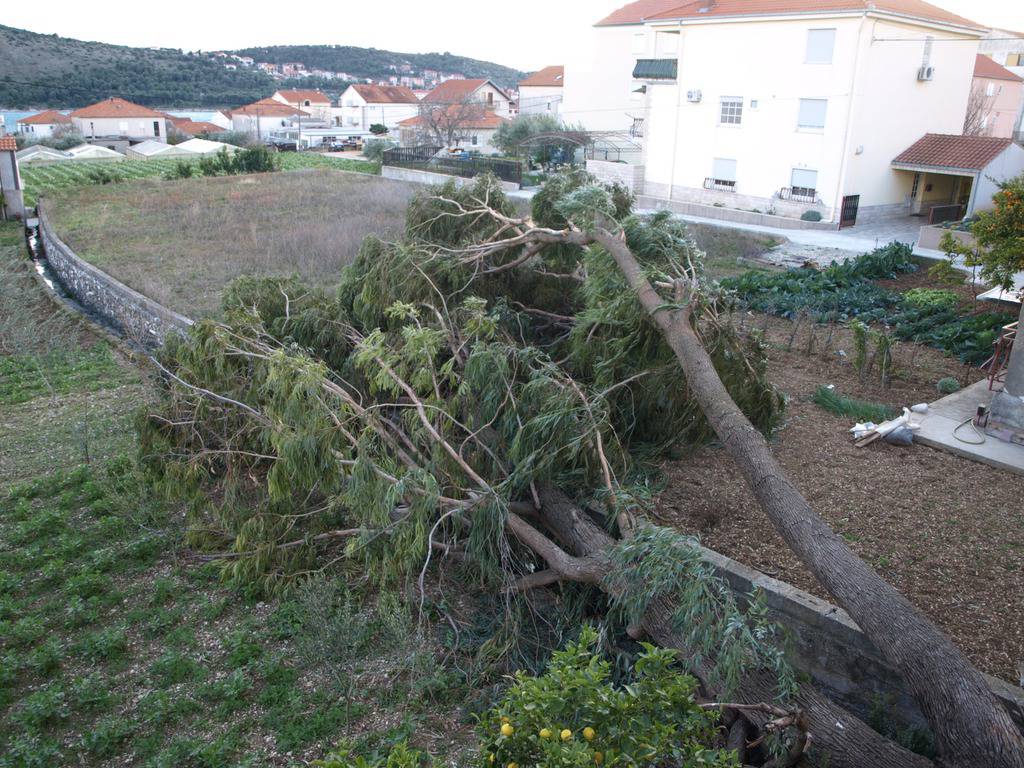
[800,210,822,222]
[967,174,1024,291]
[370,124,390,135]
[936,377,961,395]
[903,288,959,312]
[812,386,896,423]
[195,146,280,177]
[492,114,564,158]
[316,740,430,768]
[927,259,965,286]
[478,627,738,768]
[0,342,130,406]
[364,139,399,163]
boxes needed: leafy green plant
[936,377,961,395]
[800,210,822,222]
[927,259,964,286]
[478,627,737,768]
[812,386,896,423]
[316,740,429,768]
[903,288,959,312]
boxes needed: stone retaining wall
[585,159,646,194]
[37,203,192,347]
[637,193,835,231]
[382,165,520,191]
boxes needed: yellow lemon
[539,728,553,739]
[560,729,573,742]
[594,752,604,765]
[583,727,595,742]
[507,764,518,768]
[500,723,514,737]
[488,755,495,764]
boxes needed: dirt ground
[656,311,1024,684]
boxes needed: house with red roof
[229,99,309,140]
[16,110,73,139]
[398,104,510,155]
[518,66,564,117]
[68,98,168,145]
[271,89,333,122]
[562,0,1020,226]
[337,84,421,133]
[967,55,1024,139]
[422,79,514,118]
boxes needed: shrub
[165,160,196,179]
[812,386,896,423]
[369,123,389,135]
[937,377,961,395]
[478,627,735,768]
[800,210,822,222]
[363,139,397,163]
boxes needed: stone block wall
[585,159,646,194]
[381,165,520,191]
[37,204,192,348]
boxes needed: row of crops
[21,153,379,206]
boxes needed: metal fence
[382,145,522,185]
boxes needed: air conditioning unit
[686,89,703,102]
[917,65,934,81]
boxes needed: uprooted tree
[140,169,1024,768]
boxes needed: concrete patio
[914,379,1024,476]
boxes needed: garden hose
[952,416,986,445]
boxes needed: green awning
[633,59,677,80]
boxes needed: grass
[21,153,379,207]
[46,168,417,317]
[686,222,781,280]
[811,385,898,424]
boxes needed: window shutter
[806,29,836,64]
[712,158,737,182]
[791,168,818,190]
[797,99,827,128]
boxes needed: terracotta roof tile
[274,89,332,103]
[0,136,17,152]
[597,0,981,29]
[398,106,509,129]
[520,66,564,87]
[174,120,225,135]
[974,54,1023,82]
[69,97,166,119]
[232,100,309,117]
[17,110,72,126]
[423,79,499,103]
[350,84,420,104]
[892,133,1012,171]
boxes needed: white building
[166,110,233,130]
[272,90,333,122]
[336,84,421,132]
[978,30,1024,140]
[0,136,24,219]
[398,107,510,155]
[422,79,515,118]
[230,99,309,140]
[563,0,990,227]
[16,110,73,138]
[69,98,168,142]
[518,66,564,116]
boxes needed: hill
[0,25,272,109]
[230,45,525,87]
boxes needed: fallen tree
[141,171,1023,767]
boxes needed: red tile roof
[274,89,331,104]
[232,100,309,117]
[892,133,1012,171]
[350,84,420,104]
[423,79,501,103]
[173,119,225,135]
[69,97,166,119]
[398,106,510,129]
[17,110,72,126]
[0,136,16,152]
[974,54,1023,82]
[520,66,564,88]
[597,0,981,29]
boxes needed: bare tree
[413,97,487,148]
[964,81,996,136]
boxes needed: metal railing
[703,177,736,192]
[927,203,964,225]
[776,186,820,204]
[383,145,522,185]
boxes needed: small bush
[363,139,397,163]
[801,210,823,222]
[369,123,389,135]
[937,377,961,395]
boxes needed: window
[304,100,311,106]
[719,96,743,125]
[706,157,737,191]
[922,36,933,67]
[655,30,679,59]
[471,135,478,146]
[791,168,818,199]
[805,29,836,64]
[797,98,827,129]
[986,82,995,97]
[153,121,160,137]
[1008,53,1024,67]
[119,121,128,132]
[632,32,646,55]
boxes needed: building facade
[272,90,333,123]
[16,110,73,138]
[968,55,1024,138]
[422,79,515,118]
[518,66,565,117]
[337,85,420,132]
[563,0,986,225]
[69,98,168,143]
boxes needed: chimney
[698,0,716,12]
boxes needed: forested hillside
[0,25,272,108]
[230,45,524,86]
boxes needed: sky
[3,0,1024,72]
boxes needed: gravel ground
[655,313,1024,684]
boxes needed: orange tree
[969,173,1024,291]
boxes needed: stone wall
[382,165,520,191]
[637,193,835,231]
[37,204,192,348]
[585,159,646,194]
[918,224,974,252]
[702,545,1024,735]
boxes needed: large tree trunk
[591,229,1024,768]
[530,485,933,768]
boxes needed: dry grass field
[45,169,418,317]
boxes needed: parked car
[266,138,298,152]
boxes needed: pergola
[516,131,643,165]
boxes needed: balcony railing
[704,177,736,192]
[776,186,820,204]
